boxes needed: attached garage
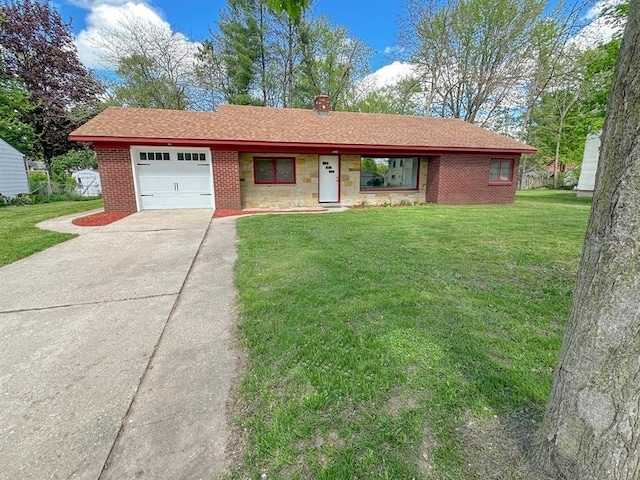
[131,147,214,210]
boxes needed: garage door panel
[134,149,213,210]
[174,176,211,192]
[141,193,213,209]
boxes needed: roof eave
[69,135,537,155]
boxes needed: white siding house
[577,132,601,197]
[0,139,29,198]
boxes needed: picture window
[360,156,419,190]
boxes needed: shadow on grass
[231,202,584,479]
[377,315,555,479]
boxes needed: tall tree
[270,10,304,107]
[200,0,370,109]
[297,17,371,110]
[533,1,640,477]
[349,78,423,115]
[193,39,229,110]
[97,17,194,109]
[0,0,102,160]
[579,38,622,132]
[210,0,265,105]
[403,0,545,126]
[529,47,594,188]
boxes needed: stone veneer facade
[239,153,429,209]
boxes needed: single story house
[69,96,536,213]
[576,132,602,197]
[0,138,29,198]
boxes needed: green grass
[230,190,591,479]
[0,200,103,267]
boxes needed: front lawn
[0,200,102,267]
[230,190,591,479]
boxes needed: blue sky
[55,0,615,89]
[57,0,407,71]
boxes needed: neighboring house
[72,169,102,197]
[576,132,602,197]
[69,95,536,213]
[360,169,385,188]
[548,162,579,188]
[520,168,549,190]
[0,138,29,198]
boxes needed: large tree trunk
[553,120,563,189]
[533,3,640,479]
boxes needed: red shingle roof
[70,105,535,154]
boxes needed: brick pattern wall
[425,157,441,203]
[427,154,519,205]
[212,151,241,210]
[96,148,137,212]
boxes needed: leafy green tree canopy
[267,0,310,19]
[49,149,97,183]
[0,76,37,155]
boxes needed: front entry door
[318,155,340,203]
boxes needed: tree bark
[553,119,563,189]
[533,3,640,478]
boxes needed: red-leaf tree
[0,0,103,160]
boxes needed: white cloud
[383,45,405,56]
[66,0,133,7]
[70,1,198,70]
[570,0,624,50]
[362,61,417,91]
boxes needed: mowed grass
[231,190,591,479]
[0,200,102,267]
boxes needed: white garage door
[134,149,214,210]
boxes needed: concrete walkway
[0,210,238,479]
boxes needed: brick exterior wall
[426,154,520,205]
[96,147,137,212]
[425,157,441,203]
[95,146,519,211]
[212,151,241,210]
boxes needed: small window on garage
[254,158,296,184]
[140,152,168,161]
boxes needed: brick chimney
[312,94,330,115]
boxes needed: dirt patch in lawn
[387,392,419,417]
[417,424,439,476]
[72,211,131,226]
[460,409,553,480]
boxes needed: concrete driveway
[0,210,238,479]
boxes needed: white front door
[133,148,214,210]
[318,155,340,203]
